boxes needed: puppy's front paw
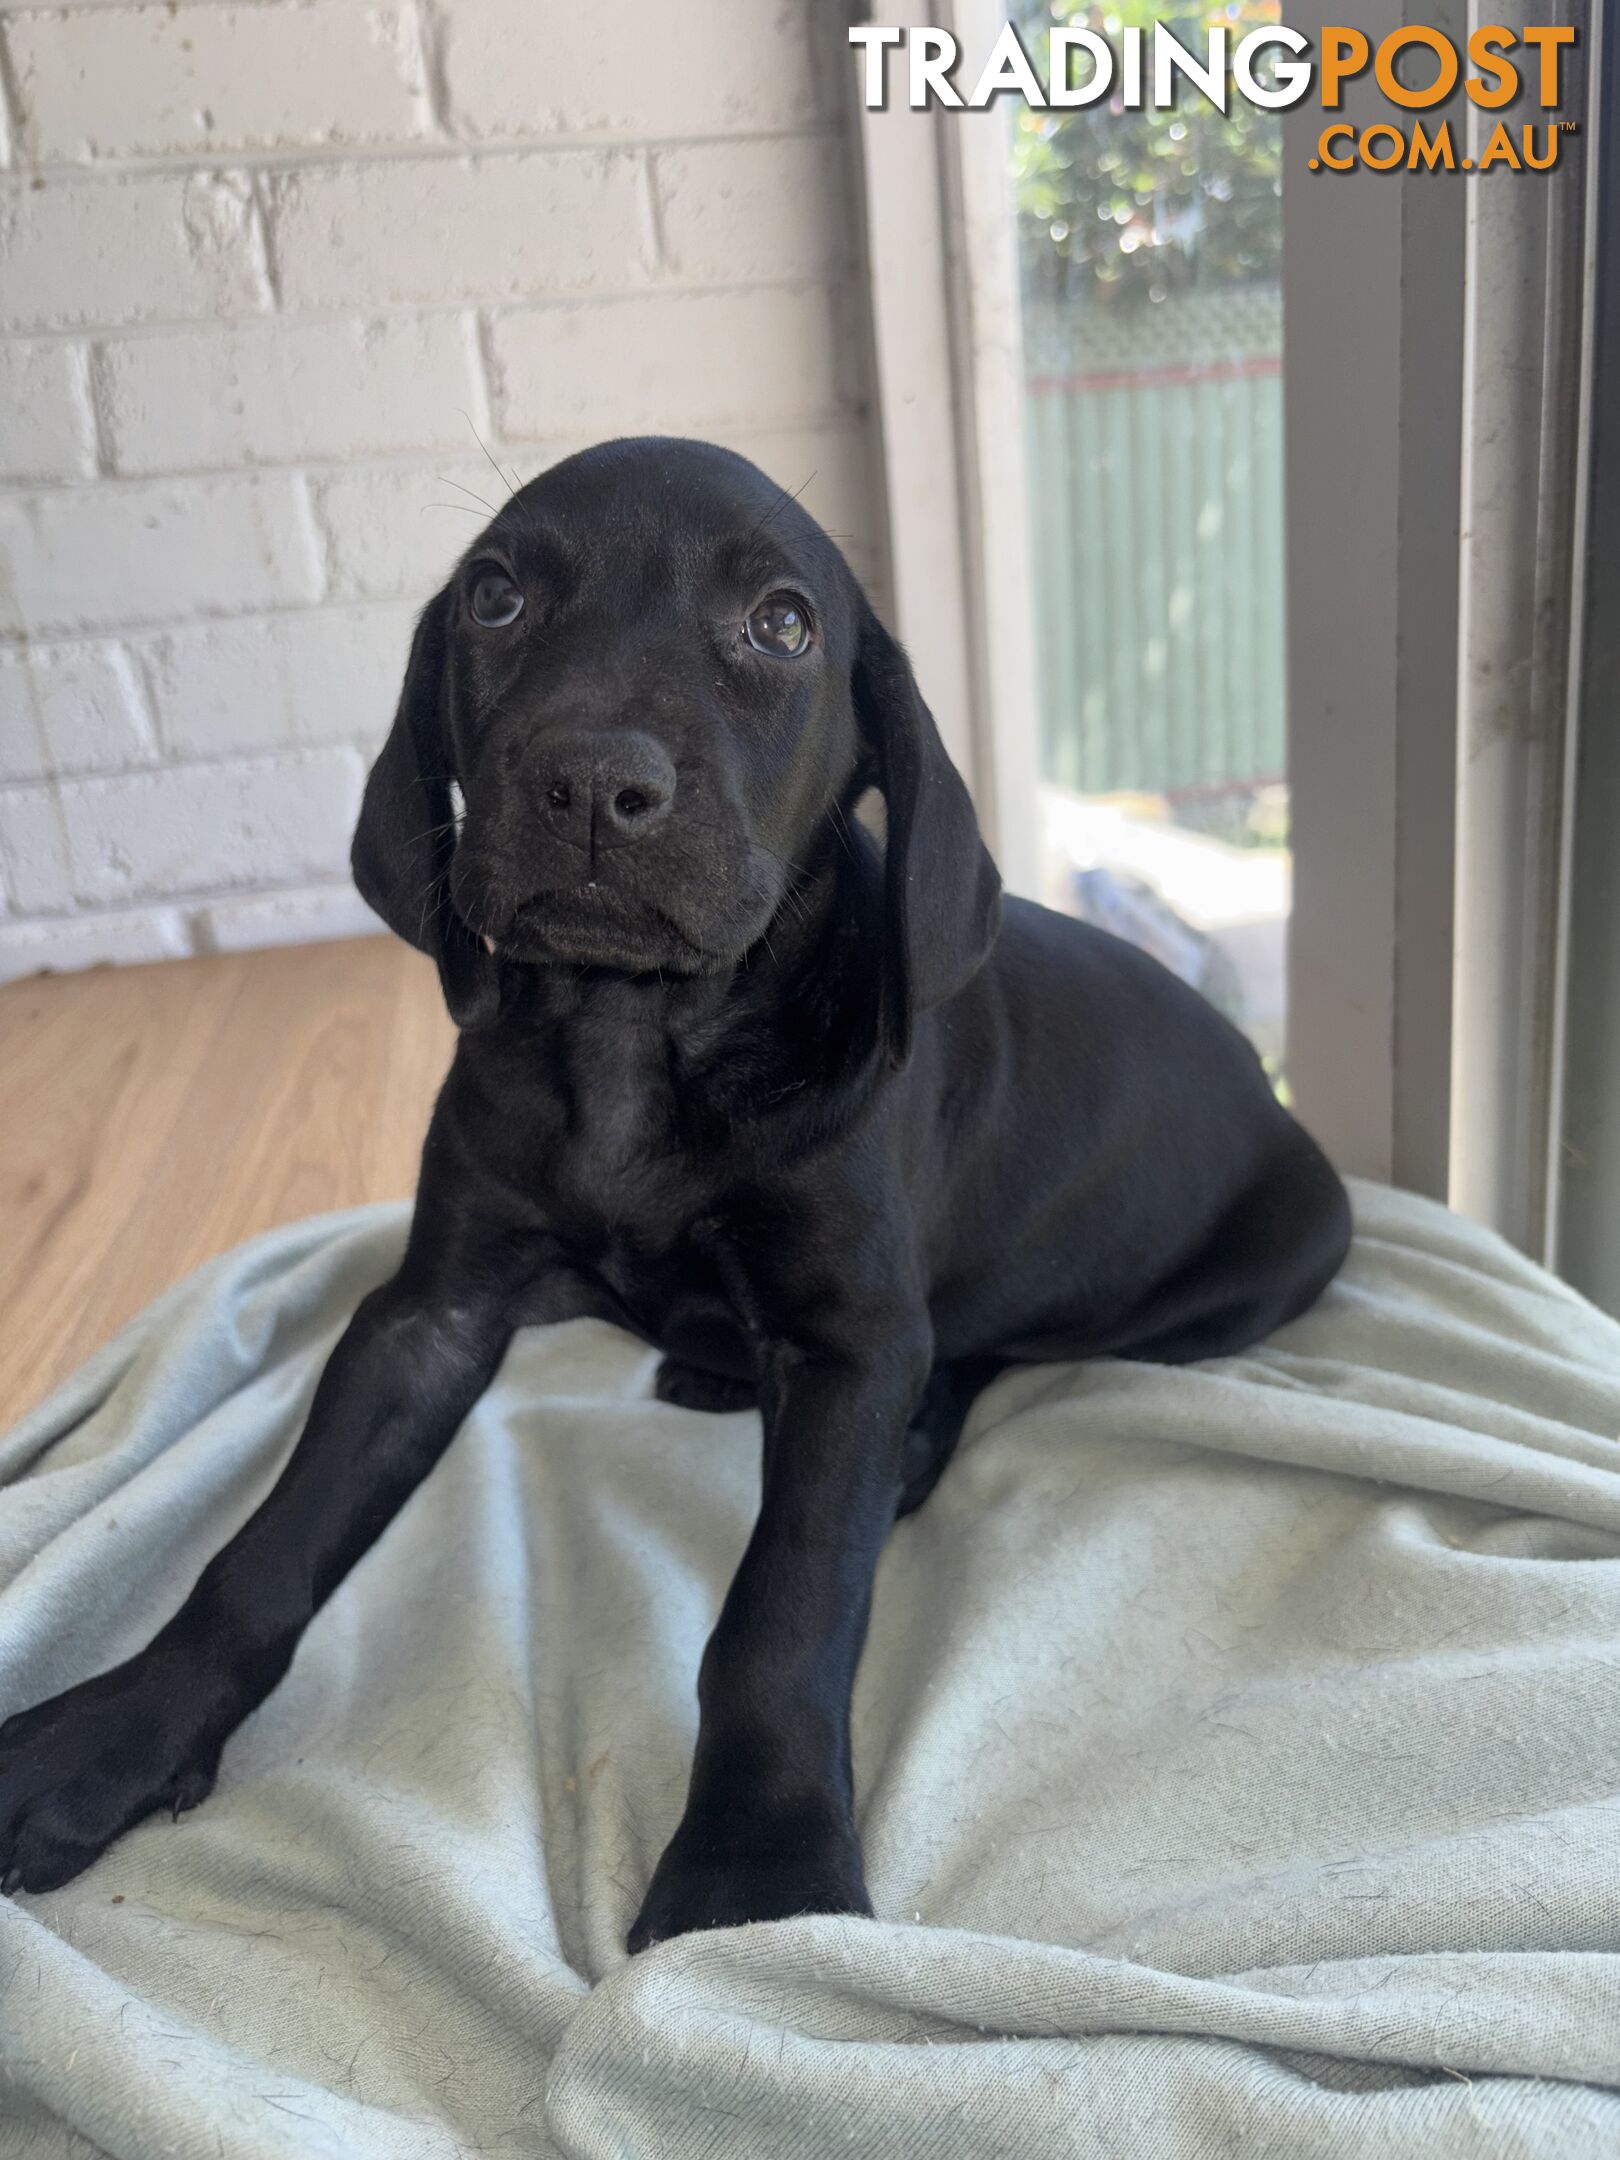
[0,1654,225,1894]
[627,1804,871,1952]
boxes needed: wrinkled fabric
[0,1180,1617,2157]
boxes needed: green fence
[1023,286,1285,800]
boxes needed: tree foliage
[1010,1,1283,307]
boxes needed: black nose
[535,733,676,853]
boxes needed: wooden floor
[0,937,454,1425]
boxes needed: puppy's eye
[744,593,810,658]
[469,568,524,629]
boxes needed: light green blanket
[1,1182,1618,2156]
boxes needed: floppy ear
[852,602,1002,1067]
[351,591,500,1031]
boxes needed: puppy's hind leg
[654,1359,759,1414]
[895,1357,1002,1518]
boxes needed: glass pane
[1554,40,1620,1318]
[1007,1,1289,1079]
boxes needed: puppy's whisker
[436,475,499,516]
[827,800,859,865]
[458,410,516,501]
[399,818,461,851]
[743,470,817,550]
[458,412,543,548]
[413,873,449,948]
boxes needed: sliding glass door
[861,0,1599,1258]
[1006,1,1290,1074]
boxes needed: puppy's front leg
[629,1323,930,1950]
[0,1226,525,1895]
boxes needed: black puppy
[0,439,1349,1946]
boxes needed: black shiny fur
[0,440,1350,1945]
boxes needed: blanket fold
[1,1181,1617,2156]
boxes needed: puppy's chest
[527,1019,725,1243]
[526,1029,758,1357]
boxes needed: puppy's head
[353,437,999,1058]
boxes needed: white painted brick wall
[436,0,835,142]
[0,1,881,983]
[0,639,156,779]
[653,138,855,283]
[7,1,432,163]
[142,604,417,758]
[55,747,366,902]
[0,342,96,481]
[0,170,270,333]
[99,316,484,474]
[484,288,850,439]
[308,456,506,605]
[262,153,656,312]
[0,474,323,635]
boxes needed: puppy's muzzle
[534,731,676,855]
